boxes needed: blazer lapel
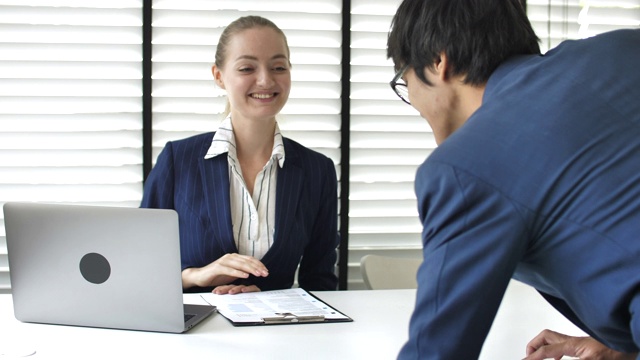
[273,140,303,250]
[199,154,238,254]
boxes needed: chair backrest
[360,254,422,290]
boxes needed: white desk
[0,282,584,359]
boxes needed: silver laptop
[3,202,216,333]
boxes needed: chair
[360,254,423,290]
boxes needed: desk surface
[0,282,584,359]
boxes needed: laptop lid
[3,202,215,333]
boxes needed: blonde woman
[142,16,339,295]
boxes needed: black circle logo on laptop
[79,253,111,284]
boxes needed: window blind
[0,0,143,292]
[349,0,426,289]
[348,0,640,289]
[527,0,640,52]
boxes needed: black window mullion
[338,0,351,290]
[142,0,152,183]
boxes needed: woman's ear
[212,65,225,89]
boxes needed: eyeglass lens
[395,84,409,102]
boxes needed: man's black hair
[387,0,540,86]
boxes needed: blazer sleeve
[399,160,530,359]
[140,142,175,210]
[297,155,340,291]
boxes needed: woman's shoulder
[157,132,216,160]
[283,137,332,163]
[169,132,215,147]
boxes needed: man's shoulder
[418,127,527,194]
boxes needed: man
[386,0,640,359]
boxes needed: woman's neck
[229,115,277,196]
[230,115,276,164]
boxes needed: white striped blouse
[204,117,285,260]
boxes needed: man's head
[387,0,540,87]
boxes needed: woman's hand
[523,329,638,360]
[181,253,268,290]
[211,284,261,295]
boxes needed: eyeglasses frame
[390,65,410,105]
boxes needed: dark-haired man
[386,0,640,359]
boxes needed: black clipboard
[202,288,353,326]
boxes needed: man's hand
[523,329,638,360]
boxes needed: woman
[141,16,339,295]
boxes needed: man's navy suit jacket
[399,29,640,359]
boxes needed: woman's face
[213,27,291,123]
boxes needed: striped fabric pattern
[204,117,285,260]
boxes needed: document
[200,288,352,326]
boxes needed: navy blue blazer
[141,132,339,292]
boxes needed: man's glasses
[390,65,410,105]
